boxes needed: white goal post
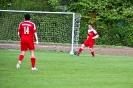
[0,10,81,55]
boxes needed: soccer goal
[0,10,81,55]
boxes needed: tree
[1,0,133,46]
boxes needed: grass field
[0,49,133,88]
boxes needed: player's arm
[33,24,39,44]
[92,30,99,39]
[34,32,39,44]
[93,34,99,39]
[18,24,21,38]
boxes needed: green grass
[0,49,133,88]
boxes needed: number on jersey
[24,26,29,34]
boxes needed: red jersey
[18,21,37,42]
[87,29,98,42]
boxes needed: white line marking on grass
[8,49,20,51]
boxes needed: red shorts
[20,41,35,51]
[83,40,94,48]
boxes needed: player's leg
[89,48,95,57]
[89,42,95,57]
[30,50,38,70]
[76,40,88,56]
[18,51,26,63]
[77,44,85,55]
[16,42,27,69]
[29,42,38,70]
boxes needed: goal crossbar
[0,10,74,14]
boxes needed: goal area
[0,10,81,55]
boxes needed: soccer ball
[74,51,78,55]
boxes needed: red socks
[78,48,83,54]
[78,48,95,57]
[18,55,24,62]
[31,58,36,68]
[18,55,36,68]
[91,51,95,57]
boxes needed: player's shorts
[83,40,94,48]
[20,41,35,51]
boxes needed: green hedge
[0,12,73,44]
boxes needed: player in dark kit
[75,24,99,57]
[16,14,39,70]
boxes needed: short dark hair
[24,14,30,20]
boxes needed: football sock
[18,55,24,62]
[91,51,95,57]
[78,48,83,54]
[31,57,36,68]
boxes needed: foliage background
[0,0,133,47]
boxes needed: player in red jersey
[16,14,39,70]
[75,24,99,57]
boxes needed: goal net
[0,10,81,55]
